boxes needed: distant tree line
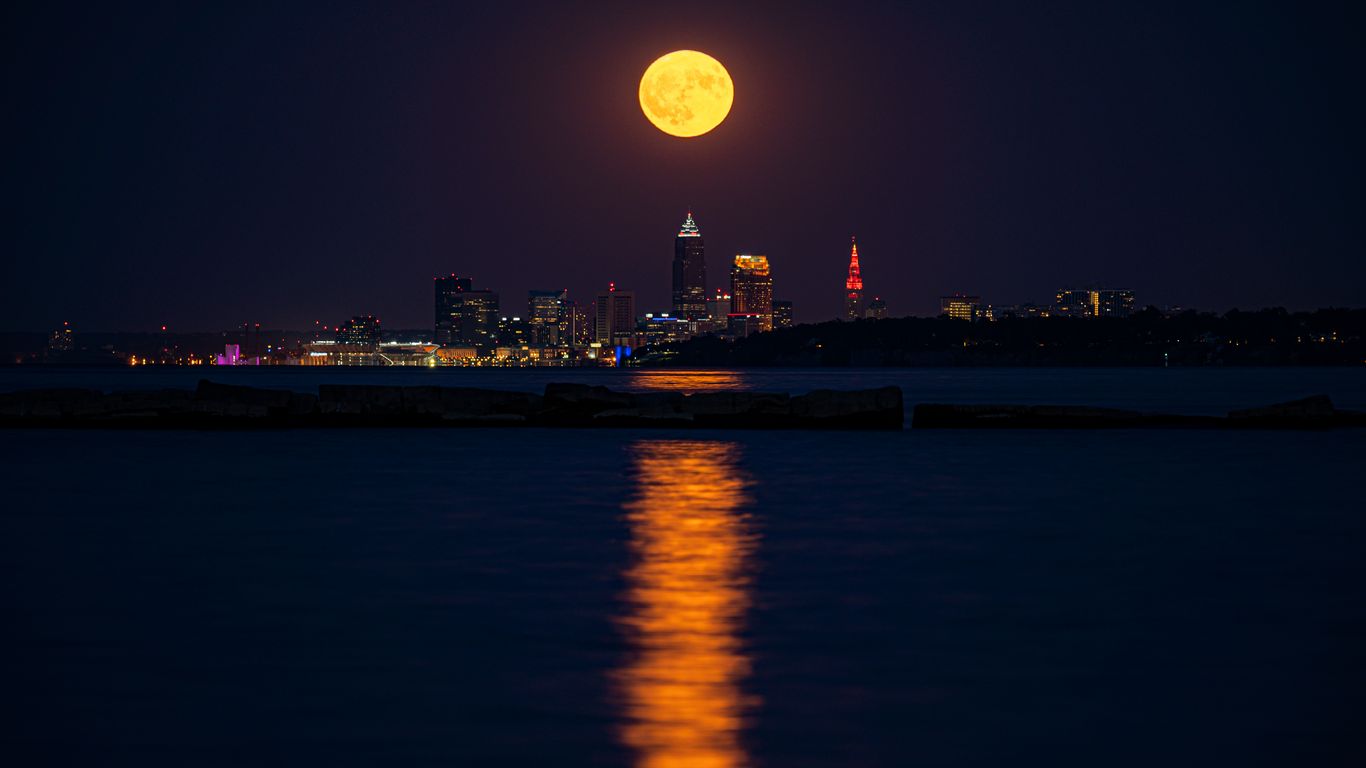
[639,308,1366,367]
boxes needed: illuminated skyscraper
[845,237,864,320]
[730,255,773,332]
[528,289,567,346]
[596,284,636,345]
[672,211,707,320]
[434,275,472,345]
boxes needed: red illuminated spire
[845,236,863,291]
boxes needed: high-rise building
[730,255,773,332]
[1094,289,1136,317]
[563,301,592,347]
[845,237,864,320]
[595,284,636,345]
[434,275,473,345]
[672,211,707,320]
[706,290,732,322]
[865,297,887,319]
[940,295,981,321]
[336,315,381,347]
[1053,288,1137,318]
[1054,289,1093,317]
[772,300,794,329]
[496,316,532,349]
[528,289,567,346]
[459,291,500,347]
[435,274,498,347]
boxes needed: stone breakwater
[3,383,1358,431]
[912,395,1365,430]
[0,380,906,430]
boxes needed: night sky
[6,0,1364,331]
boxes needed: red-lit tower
[844,236,864,320]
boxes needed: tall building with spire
[844,236,864,320]
[672,211,707,320]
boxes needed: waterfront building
[639,315,694,346]
[1053,288,1137,318]
[336,315,381,347]
[726,313,766,338]
[434,275,473,345]
[563,301,592,348]
[434,275,498,347]
[455,291,500,346]
[865,297,887,319]
[595,284,636,345]
[672,211,707,320]
[845,237,864,320]
[528,289,567,346]
[496,316,532,349]
[1054,289,1093,317]
[940,295,981,321]
[772,300,794,328]
[1094,289,1136,317]
[730,255,773,332]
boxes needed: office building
[434,275,473,345]
[1053,288,1137,318]
[563,301,592,347]
[336,315,381,347]
[845,237,864,320]
[1094,289,1136,317]
[940,295,981,321]
[1054,289,1094,317]
[727,314,767,338]
[672,211,707,320]
[595,284,636,345]
[730,254,773,332]
[865,297,887,319]
[772,300,794,328]
[528,289,567,346]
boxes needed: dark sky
[5,0,1364,331]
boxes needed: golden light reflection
[615,440,757,768]
[629,370,747,393]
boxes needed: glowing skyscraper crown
[678,211,701,237]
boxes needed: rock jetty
[0,380,906,431]
[912,395,1365,430]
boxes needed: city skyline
[7,2,1364,333]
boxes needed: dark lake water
[2,368,1364,765]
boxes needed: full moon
[638,50,734,138]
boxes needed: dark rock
[542,383,636,424]
[913,403,1148,429]
[436,387,542,418]
[0,388,103,418]
[591,406,695,426]
[680,391,792,428]
[317,384,404,414]
[791,387,903,429]
[195,380,294,409]
[1228,395,1336,427]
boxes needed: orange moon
[638,50,734,138]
